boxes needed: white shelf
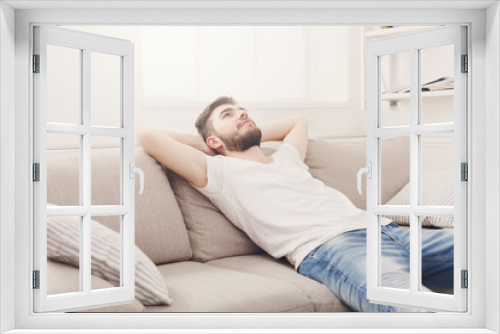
[365,26,440,39]
[381,90,454,101]
[361,26,450,111]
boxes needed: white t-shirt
[194,143,392,270]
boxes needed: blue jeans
[298,223,454,312]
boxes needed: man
[137,96,454,312]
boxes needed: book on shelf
[382,76,454,94]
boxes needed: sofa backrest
[306,136,410,210]
[47,137,410,265]
[166,137,410,263]
[167,170,263,263]
[47,147,192,265]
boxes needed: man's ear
[206,136,222,151]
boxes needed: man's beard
[216,126,262,152]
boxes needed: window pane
[91,136,121,206]
[91,52,121,127]
[91,215,122,290]
[380,216,410,291]
[47,215,82,295]
[380,51,410,128]
[46,44,81,125]
[47,133,81,206]
[420,216,454,295]
[380,136,410,205]
[420,44,454,125]
[420,133,454,206]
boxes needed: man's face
[208,103,262,153]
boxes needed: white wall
[50,24,455,174]
[140,26,351,104]
[0,2,16,333]
[485,2,500,332]
[51,25,364,150]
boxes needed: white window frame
[33,25,136,313]
[365,25,468,312]
[1,2,498,333]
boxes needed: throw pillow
[47,214,174,305]
[383,171,454,228]
[47,147,192,266]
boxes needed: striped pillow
[47,215,173,306]
[384,171,454,228]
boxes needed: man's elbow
[292,115,307,126]
[136,126,152,149]
[295,116,308,131]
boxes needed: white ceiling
[4,0,497,10]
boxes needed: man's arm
[136,126,214,188]
[259,116,309,161]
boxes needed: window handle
[357,162,372,195]
[129,162,145,195]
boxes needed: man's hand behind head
[197,134,216,156]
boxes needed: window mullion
[46,123,88,135]
[81,47,92,294]
[409,47,420,294]
[122,46,135,295]
[413,124,454,135]
[46,205,129,217]
[373,205,454,216]
[46,123,130,138]
[372,123,455,138]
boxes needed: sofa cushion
[166,170,262,262]
[47,260,146,313]
[47,215,173,306]
[305,137,410,210]
[47,147,192,265]
[207,254,351,312]
[146,261,314,312]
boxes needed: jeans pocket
[309,245,321,258]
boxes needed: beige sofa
[46,137,410,313]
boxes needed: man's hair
[195,96,237,141]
